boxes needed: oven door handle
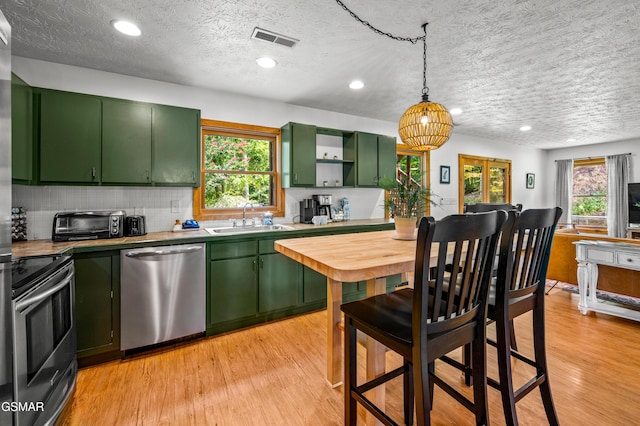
[15,268,74,312]
[124,246,202,258]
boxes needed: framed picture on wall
[526,173,535,189]
[440,166,450,184]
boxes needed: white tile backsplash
[12,185,194,240]
[11,184,386,241]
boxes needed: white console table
[574,240,640,321]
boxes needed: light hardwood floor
[60,288,640,425]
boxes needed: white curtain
[555,159,573,224]
[606,154,630,238]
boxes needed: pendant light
[398,23,453,151]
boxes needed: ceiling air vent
[251,27,299,48]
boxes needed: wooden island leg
[327,277,343,387]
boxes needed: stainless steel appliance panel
[0,8,12,425]
[12,258,76,426]
[120,243,205,351]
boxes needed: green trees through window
[203,134,274,208]
[572,159,607,217]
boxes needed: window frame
[193,119,284,221]
[458,154,512,212]
[384,144,431,218]
[571,157,607,223]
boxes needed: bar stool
[341,211,506,425]
[443,207,562,425]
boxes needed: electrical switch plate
[171,200,180,213]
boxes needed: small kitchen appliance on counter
[52,210,126,242]
[125,215,146,236]
[313,194,333,221]
[300,199,317,224]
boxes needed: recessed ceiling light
[520,125,532,132]
[567,138,577,142]
[449,108,462,115]
[256,57,277,68]
[349,80,364,90]
[111,20,141,36]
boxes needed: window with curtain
[571,157,607,226]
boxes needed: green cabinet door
[152,104,200,186]
[102,99,152,184]
[74,253,120,358]
[356,132,397,187]
[377,134,397,182]
[281,122,316,187]
[11,74,33,183]
[39,89,102,183]
[209,257,258,324]
[258,253,301,312]
[356,132,379,186]
[302,266,327,304]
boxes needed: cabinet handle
[192,171,196,182]
[252,260,257,271]
[260,259,264,269]
[293,173,297,183]
[91,167,96,178]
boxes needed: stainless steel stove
[10,254,77,426]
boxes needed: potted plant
[379,173,437,240]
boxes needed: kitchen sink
[205,224,294,235]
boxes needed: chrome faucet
[242,203,254,226]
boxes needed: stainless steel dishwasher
[120,243,205,351]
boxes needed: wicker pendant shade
[398,23,453,150]
[398,96,453,150]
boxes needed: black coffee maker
[300,199,316,224]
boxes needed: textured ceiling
[3,0,640,149]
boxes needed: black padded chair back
[464,202,523,213]
[414,210,507,338]
[496,207,562,302]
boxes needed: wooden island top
[274,230,417,283]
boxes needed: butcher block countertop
[275,230,417,282]
[12,219,394,258]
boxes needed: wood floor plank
[59,289,640,425]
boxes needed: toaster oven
[52,210,126,242]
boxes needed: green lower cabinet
[302,266,327,304]
[258,253,301,312]
[73,252,120,362]
[209,257,258,324]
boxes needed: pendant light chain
[334,0,425,44]
[422,23,429,100]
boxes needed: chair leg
[428,362,435,409]
[509,320,518,351]
[470,336,489,426]
[404,359,414,425]
[533,300,560,426]
[463,343,473,386]
[413,346,431,426]
[496,317,518,426]
[344,317,357,426]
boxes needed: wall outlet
[171,200,180,213]
[440,198,458,206]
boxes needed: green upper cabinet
[39,89,102,183]
[102,99,152,184]
[355,131,396,187]
[152,104,200,186]
[11,74,34,183]
[281,122,316,187]
[18,87,200,186]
